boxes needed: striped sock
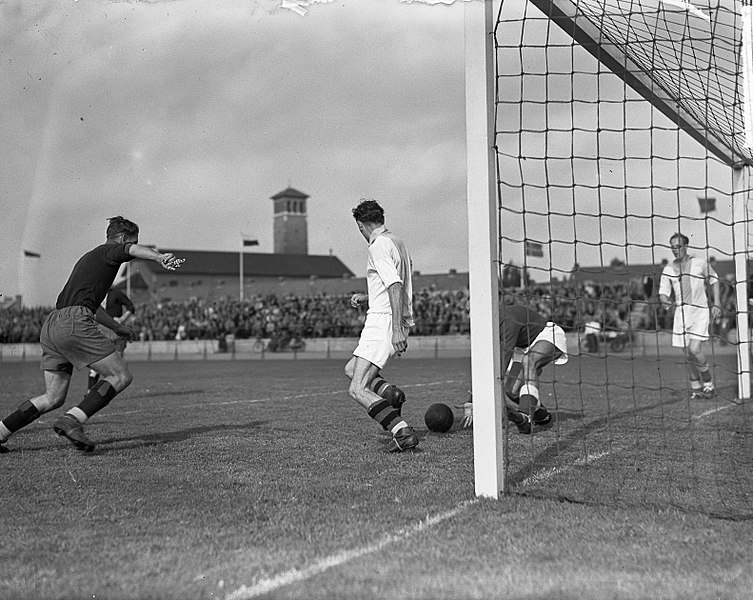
[369,377,391,397]
[367,399,403,432]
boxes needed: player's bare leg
[0,369,71,453]
[687,338,714,398]
[514,341,558,433]
[345,356,418,452]
[53,351,134,452]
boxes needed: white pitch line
[693,401,737,422]
[224,499,478,600]
[108,380,462,417]
[520,450,612,487]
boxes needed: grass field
[1,356,752,600]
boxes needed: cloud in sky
[2,0,467,305]
[1,0,739,306]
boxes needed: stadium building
[117,187,470,303]
[121,187,355,303]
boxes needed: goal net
[487,0,753,519]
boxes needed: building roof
[571,257,745,286]
[136,250,354,279]
[270,187,309,200]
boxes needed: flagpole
[239,235,244,302]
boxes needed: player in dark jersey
[87,287,137,391]
[458,302,569,434]
[0,217,184,454]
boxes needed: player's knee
[43,395,66,412]
[348,380,368,402]
[110,370,133,392]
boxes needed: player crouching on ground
[0,217,184,454]
[344,199,418,453]
[457,300,568,434]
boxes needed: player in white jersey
[345,199,419,452]
[658,233,721,399]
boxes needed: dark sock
[77,380,117,418]
[2,400,41,434]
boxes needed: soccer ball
[424,403,454,433]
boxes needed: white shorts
[353,312,407,369]
[672,305,710,347]
[526,322,569,365]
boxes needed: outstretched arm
[128,244,184,271]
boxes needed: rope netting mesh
[494,0,753,519]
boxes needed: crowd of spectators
[0,279,739,344]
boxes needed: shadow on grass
[6,420,266,455]
[507,390,691,488]
[93,420,266,453]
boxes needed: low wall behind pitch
[0,331,742,363]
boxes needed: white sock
[67,407,88,424]
[0,422,11,443]
[391,421,408,435]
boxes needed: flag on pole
[23,250,41,258]
[241,233,259,247]
[524,241,544,257]
[698,197,716,213]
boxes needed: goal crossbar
[527,0,753,168]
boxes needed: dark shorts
[39,306,117,373]
[97,323,128,353]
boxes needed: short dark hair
[670,232,689,246]
[352,199,385,225]
[106,216,139,239]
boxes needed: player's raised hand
[160,253,185,271]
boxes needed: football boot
[53,415,96,452]
[506,408,532,435]
[386,426,419,452]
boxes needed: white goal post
[465,0,753,499]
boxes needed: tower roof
[270,187,309,200]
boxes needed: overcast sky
[1,0,739,307]
[2,0,470,306]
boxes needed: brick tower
[271,187,309,255]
